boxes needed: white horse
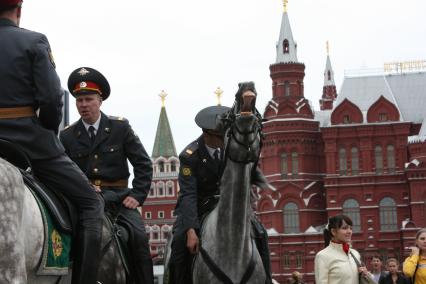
[191,89,266,284]
[0,157,126,284]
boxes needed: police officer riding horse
[167,82,272,284]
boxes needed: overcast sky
[20,0,426,154]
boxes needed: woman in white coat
[315,214,369,284]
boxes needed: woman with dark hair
[403,228,426,283]
[315,214,369,284]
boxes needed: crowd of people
[313,214,426,284]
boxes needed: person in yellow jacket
[403,228,426,284]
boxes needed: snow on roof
[267,228,279,236]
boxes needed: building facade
[256,7,426,284]
[142,93,179,263]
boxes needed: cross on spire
[159,90,167,107]
[214,87,223,106]
[283,0,288,12]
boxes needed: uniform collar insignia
[78,68,90,76]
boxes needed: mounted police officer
[60,67,154,284]
[169,100,272,284]
[0,2,104,283]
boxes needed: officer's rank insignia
[51,229,63,258]
[48,51,56,68]
[182,167,192,176]
[78,67,90,76]
[186,149,193,155]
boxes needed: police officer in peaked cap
[168,97,272,283]
[60,67,154,284]
[0,2,104,284]
[168,104,229,283]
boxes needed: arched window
[145,226,151,239]
[283,202,299,233]
[281,153,288,178]
[170,161,176,172]
[152,225,160,240]
[380,197,397,231]
[148,182,156,197]
[166,181,174,196]
[342,199,361,232]
[284,81,290,96]
[327,70,331,81]
[161,225,171,241]
[157,182,165,197]
[159,161,165,172]
[339,148,347,175]
[375,146,383,174]
[351,147,359,175]
[283,39,289,53]
[291,152,298,178]
[387,145,395,173]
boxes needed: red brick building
[256,8,426,284]
[142,93,179,263]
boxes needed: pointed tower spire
[266,1,309,119]
[323,41,335,86]
[152,90,177,158]
[276,0,298,63]
[320,41,337,110]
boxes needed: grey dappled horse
[0,157,126,284]
[194,90,266,283]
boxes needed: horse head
[222,81,263,164]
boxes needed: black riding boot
[256,235,273,284]
[169,261,192,284]
[132,257,154,284]
[252,218,272,284]
[71,224,103,284]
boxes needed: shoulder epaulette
[62,121,78,132]
[180,141,199,158]
[108,115,128,122]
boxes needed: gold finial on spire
[283,0,288,12]
[214,87,223,106]
[159,90,167,107]
[326,41,330,55]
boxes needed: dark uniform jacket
[0,18,64,159]
[175,136,222,233]
[59,113,153,204]
[175,136,269,234]
[378,272,409,284]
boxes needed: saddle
[0,139,76,234]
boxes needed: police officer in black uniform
[60,67,154,284]
[169,101,272,284]
[0,2,103,284]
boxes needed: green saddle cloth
[30,189,72,276]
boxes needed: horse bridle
[199,238,257,284]
[223,111,263,165]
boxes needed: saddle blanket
[31,189,72,276]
